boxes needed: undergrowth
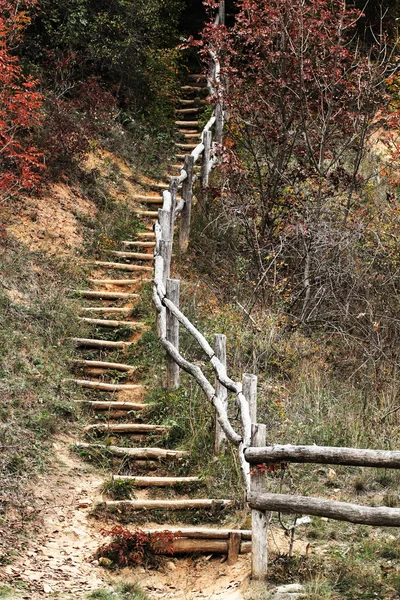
[86,582,152,600]
[0,236,85,560]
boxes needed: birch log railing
[149,1,400,581]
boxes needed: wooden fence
[151,1,400,581]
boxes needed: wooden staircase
[70,73,251,564]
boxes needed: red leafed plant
[0,1,44,201]
[96,526,177,567]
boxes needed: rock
[271,583,305,600]
[98,557,113,568]
[43,583,53,593]
[166,561,176,571]
[76,499,93,509]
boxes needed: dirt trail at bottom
[0,437,309,600]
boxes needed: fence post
[202,130,212,208]
[166,279,180,390]
[179,154,194,252]
[243,373,258,425]
[250,423,268,580]
[214,334,227,454]
[159,208,171,286]
[215,103,224,146]
[219,1,225,24]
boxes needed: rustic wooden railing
[150,0,400,581]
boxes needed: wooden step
[74,290,139,300]
[178,129,199,135]
[81,401,150,411]
[132,194,163,204]
[76,443,187,460]
[71,338,133,349]
[71,359,135,372]
[79,318,146,329]
[143,527,251,540]
[79,307,132,314]
[176,143,198,150]
[136,232,156,238]
[112,475,201,487]
[181,85,205,92]
[121,241,155,248]
[89,278,146,286]
[66,379,144,392]
[101,499,236,510]
[176,108,200,115]
[110,251,153,261]
[132,209,158,217]
[175,121,199,127]
[85,423,169,434]
[187,74,205,81]
[175,155,186,161]
[93,261,153,272]
[180,132,200,139]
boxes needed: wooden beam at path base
[102,498,236,510]
[75,442,187,460]
[142,528,252,540]
[248,492,400,527]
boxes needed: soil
[0,436,309,600]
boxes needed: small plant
[102,477,136,500]
[95,526,177,568]
[87,582,151,600]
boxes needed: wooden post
[159,211,170,287]
[166,279,180,390]
[214,334,227,455]
[227,531,241,565]
[202,130,212,210]
[179,155,194,252]
[215,103,224,146]
[219,0,225,25]
[202,130,212,188]
[243,373,258,425]
[250,423,268,580]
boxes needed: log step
[136,232,156,238]
[187,74,205,81]
[176,143,198,150]
[71,360,135,372]
[110,251,153,261]
[65,379,144,392]
[175,154,186,161]
[132,209,158,217]
[71,338,133,349]
[178,99,206,106]
[121,242,155,248]
[89,278,147,286]
[74,290,139,300]
[81,401,151,411]
[142,528,251,540]
[85,423,169,434]
[101,499,236,510]
[175,121,199,127]
[112,475,201,487]
[180,132,200,139]
[93,261,153,272]
[176,108,200,115]
[132,194,163,204]
[180,85,205,92]
[79,318,146,329]
[178,129,199,135]
[79,307,132,314]
[75,442,187,460]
